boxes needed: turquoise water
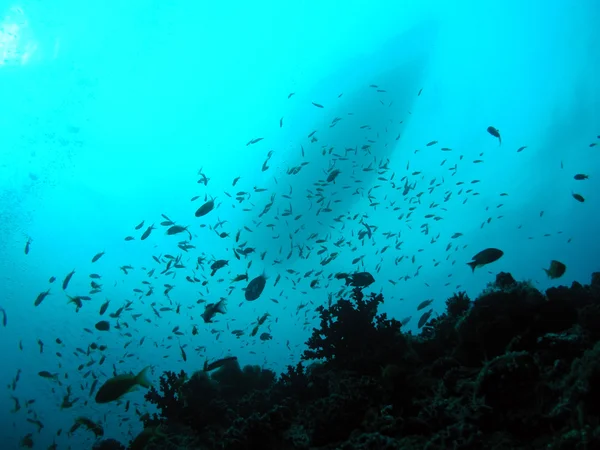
[0,0,598,448]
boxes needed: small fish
[38,371,58,381]
[204,356,237,372]
[574,174,588,180]
[166,225,192,240]
[259,332,272,341]
[418,309,433,328]
[95,367,151,403]
[343,272,375,288]
[544,260,566,279]
[24,237,32,255]
[416,299,433,311]
[62,270,75,290]
[0,307,6,327]
[287,92,295,99]
[467,248,504,272]
[517,146,527,152]
[95,320,110,331]
[141,224,155,240]
[210,259,228,276]
[195,199,215,217]
[71,417,104,438]
[312,102,324,108]
[34,289,51,307]
[572,193,585,203]
[245,273,267,301]
[91,252,105,263]
[201,299,227,323]
[326,169,341,183]
[246,138,264,146]
[487,126,501,145]
[99,300,110,316]
[134,220,145,230]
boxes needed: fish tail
[135,366,152,388]
[467,261,477,273]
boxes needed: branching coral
[302,288,406,375]
[144,370,187,424]
[131,272,600,450]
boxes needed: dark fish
[287,92,295,99]
[62,270,75,290]
[259,332,272,341]
[204,356,237,371]
[467,248,504,272]
[95,367,151,403]
[34,289,51,307]
[572,193,585,202]
[210,260,228,276]
[0,307,6,327]
[134,220,145,230]
[574,174,588,180]
[166,225,192,239]
[246,138,264,146]
[487,126,501,145]
[38,371,58,380]
[418,309,433,328]
[245,274,267,301]
[91,252,105,263]
[312,102,324,108]
[71,417,104,438]
[201,299,227,323]
[326,169,341,183]
[48,276,56,283]
[517,146,527,152]
[544,260,566,279]
[95,320,110,331]
[344,272,375,288]
[141,224,155,240]
[416,299,433,311]
[195,199,215,217]
[99,300,110,316]
[24,238,32,255]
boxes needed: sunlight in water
[0,6,36,66]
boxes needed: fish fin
[467,261,477,273]
[543,268,551,278]
[216,300,227,314]
[135,366,152,388]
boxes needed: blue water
[1,0,598,448]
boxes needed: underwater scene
[1,0,599,449]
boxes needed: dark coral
[122,271,600,450]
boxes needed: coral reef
[109,272,600,450]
